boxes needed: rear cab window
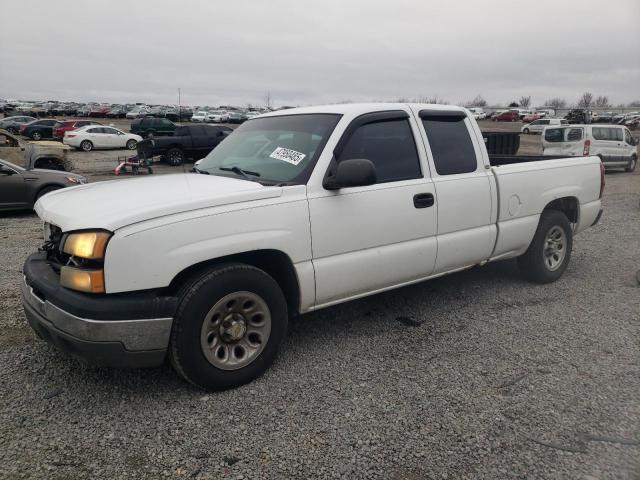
[420,111,477,175]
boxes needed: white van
[542,124,638,172]
[521,118,567,134]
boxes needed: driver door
[308,111,438,308]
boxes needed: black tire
[166,147,185,166]
[517,210,573,284]
[36,185,61,200]
[169,263,288,391]
[625,155,637,173]
[523,128,530,134]
[146,130,155,139]
[126,139,137,150]
[80,140,93,152]
[31,131,42,141]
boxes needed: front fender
[103,192,312,294]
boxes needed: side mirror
[323,158,377,190]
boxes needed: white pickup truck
[22,103,604,390]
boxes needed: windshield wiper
[192,166,209,175]
[219,166,261,181]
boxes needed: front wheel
[169,263,288,391]
[166,147,185,166]
[626,155,637,173]
[126,139,137,150]
[31,131,42,140]
[523,128,530,134]
[517,210,573,284]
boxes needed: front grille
[40,223,67,272]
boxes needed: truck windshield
[197,113,341,184]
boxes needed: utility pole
[178,88,181,120]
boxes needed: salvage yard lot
[0,125,639,479]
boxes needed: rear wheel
[169,263,288,391]
[523,128,530,134]
[166,147,185,166]
[625,155,637,173]
[80,140,93,152]
[517,210,573,284]
[31,131,42,141]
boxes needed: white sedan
[191,111,208,122]
[206,110,229,123]
[63,125,142,152]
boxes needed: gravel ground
[0,128,639,479]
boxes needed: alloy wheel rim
[543,225,566,271]
[200,291,271,371]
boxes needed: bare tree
[465,95,487,107]
[577,92,594,108]
[545,98,567,109]
[264,91,273,109]
[594,95,610,107]
[518,96,531,108]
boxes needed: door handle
[413,193,434,208]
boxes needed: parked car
[0,159,87,211]
[149,124,232,166]
[245,111,262,120]
[542,124,637,171]
[522,114,541,123]
[206,110,229,123]
[0,116,37,134]
[20,119,58,140]
[23,103,605,390]
[467,107,486,120]
[63,125,142,152]
[521,118,567,134]
[107,106,126,118]
[76,105,91,117]
[565,109,592,124]
[227,111,247,124]
[89,104,111,118]
[594,112,615,123]
[126,106,150,119]
[165,106,192,122]
[191,111,208,122]
[130,117,176,138]
[493,110,520,122]
[53,120,102,140]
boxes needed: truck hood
[35,174,282,232]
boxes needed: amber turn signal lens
[60,267,105,293]
[62,231,111,260]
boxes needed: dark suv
[130,117,176,138]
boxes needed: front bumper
[21,253,177,368]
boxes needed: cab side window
[567,128,583,141]
[625,130,633,144]
[421,114,476,175]
[337,119,421,183]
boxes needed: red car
[493,110,520,122]
[522,114,541,123]
[52,120,102,140]
[89,105,111,118]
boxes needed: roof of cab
[259,103,467,118]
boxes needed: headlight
[62,231,111,260]
[60,267,105,293]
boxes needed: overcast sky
[1,0,638,108]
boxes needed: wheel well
[35,183,64,201]
[166,250,301,316]
[543,197,578,223]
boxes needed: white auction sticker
[269,147,306,166]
